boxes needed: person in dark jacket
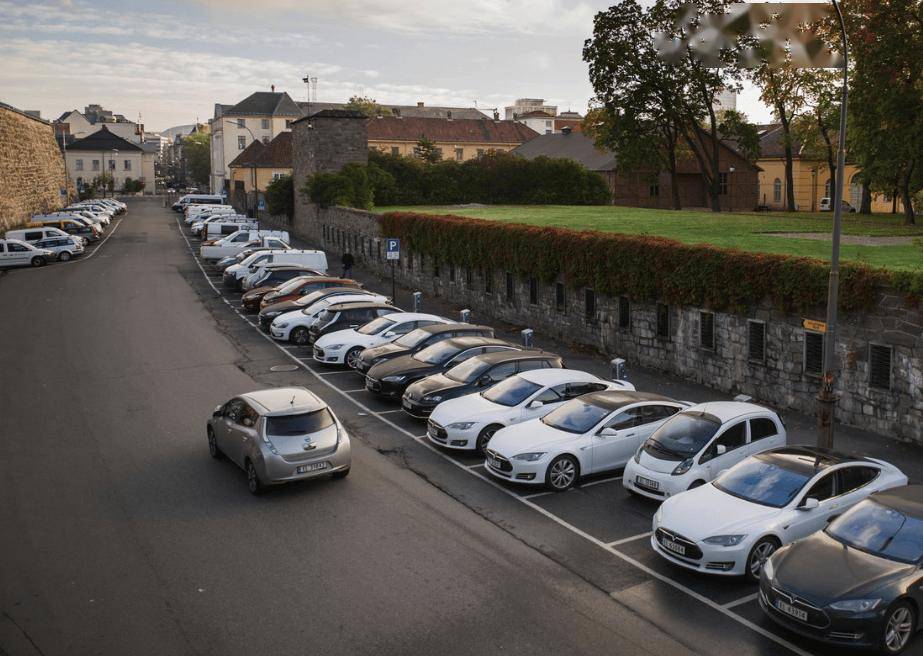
[341,251,355,278]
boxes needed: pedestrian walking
[341,251,355,279]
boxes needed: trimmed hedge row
[378,211,912,313]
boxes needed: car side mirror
[528,400,544,409]
[213,405,223,417]
[477,375,491,386]
[598,427,619,437]
[716,444,727,456]
[800,497,820,511]
[383,331,396,338]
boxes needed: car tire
[545,455,579,492]
[476,425,503,455]
[245,460,264,495]
[290,327,310,346]
[882,600,917,654]
[345,347,363,369]
[745,536,779,582]
[207,427,222,459]
[59,251,72,262]
[31,256,47,267]
[332,467,350,479]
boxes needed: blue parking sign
[385,238,400,260]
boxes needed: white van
[199,230,290,261]
[246,251,328,281]
[202,218,258,240]
[173,194,225,211]
[185,205,234,224]
[5,226,78,245]
[0,239,55,267]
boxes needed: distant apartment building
[504,98,558,121]
[55,104,143,145]
[64,126,154,193]
[367,116,538,161]
[505,98,583,135]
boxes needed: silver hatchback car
[207,387,351,494]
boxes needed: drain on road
[269,364,300,372]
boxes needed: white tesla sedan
[428,369,634,454]
[484,391,690,491]
[312,313,449,367]
[623,401,786,500]
[270,293,387,344]
[651,446,907,581]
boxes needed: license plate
[488,457,502,469]
[775,600,808,622]
[296,461,329,474]
[403,400,413,411]
[636,475,660,490]
[661,538,685,555]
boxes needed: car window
[25,231,43,240]
[648,405,682,421]
[390,321,416,335]
[635,404,670,426]
[8,243,28,252]
[606,408,644,430]
[533,387,562,404]
[0,243,5,253]
[517,359,545,372]
[563,382,608,399]
[750,417,778,441]
[487,362,517,382]
[837,465,880,494]
[803,471,837,503]
[225,399,246,423]
[702,421,747,459]
[445,348,482,367]
[240,404,259,428]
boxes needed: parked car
[199,231,290,261]
[173,194,225,211]
[269,292,389,342]
[651,446,907,581]
[33,236,84,261]
[402,350,565,419]
[31,216,101,241]
[485,391,689,491]
[366,336,519,400]
[0,238,54,267]
[5,226,81,246]
[259,275,355,310]
[623,402,787,500]
[354,323,496,374]
[207,387,351,494]
[239,250,330,289]
[306,301,402,345]
[222,248,295,286]
[313,313,450,367]
[760,485,923,655]
[240,266,323,296]
[185,206,234,224]
[820,197,857,212]
[202,219,259,241]
[239,273,336,311]
[429,369,635,454]
[259,287,374,331]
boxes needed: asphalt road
[0,199,691,655]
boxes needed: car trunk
[268,424,339,462]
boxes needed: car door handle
[624,433,635,437]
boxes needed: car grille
[428,420,447,441]
[366,376,381,392]
[485,449,512,472]
[314,347,325,359]
[655,528,703,560]
[259,315,271,329]
[765,585,830,629]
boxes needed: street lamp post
[817,0,849,449]
[106,148,119,198]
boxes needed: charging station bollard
[412,291,422,312]
[459,309,471,323]
[521,329,534,348]
[610,357,628,381]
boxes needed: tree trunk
[900,159,916,225]
[777,104,796,211]
[892,190,898,214]
[666,138,681,210]
[860,180,872,214]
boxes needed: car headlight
[424,395,443,403]
[275,322,289,329]
[447,421,476,430]
[703,535,747,546]
[265,311,281,318]
[654,506,663,525]
[383,375,406,383]
[325,344,345,350]
[828,599,882,613]
[512,452,546,461]
[634,445,644,464]
[672,457,694,476]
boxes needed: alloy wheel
[747,540,777,579]
[346,347,362,369]
[59,252,72,262]
[207,429,218,458]
[548,457,577,491]
[291,328,309,346]
[884,605,914,653]
[476,426,500,455]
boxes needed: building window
[484,269,493,294]
[585,289,597,322]
[391,146,400,156]
[748,320,766,363]
[237,118,246,128]
[237,136,246,150]
[435,147,444,159]
[92,159,100,171]
[505,272,514,303]
[261,118,270,130]
[618,296,630,330]
[699,311,715,350]
[476,148,485,158]
[455,147,463,161]
[649,181,660,197]
[868,344,892,390]
[124,160,131,171]
[75,159,84,171]
[109,159,116,170]
[656,303,670,339]
[271,172,285,180]
[555,282,565,313]
[804,330,824,376]
[719,172,728,195]
[773,178,782,202]
[529,278,538,305]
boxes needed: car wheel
[245,460,264,495]
[476,425,503,455]
[882,601,917,654]
[207,427,221,459]
[345,347,363,369]
[332,467,350,479]
[290,327,310,346]
[545,455,579,492]
[745,537,779,582]
[59,251,72,262]
[31,256,46,267]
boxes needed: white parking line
[175,217,813,656]
[342,389,369,394]
[608,532,652,547]
[723,593,759,609]
[579,475,623,488]
[375,408,405,414]
[316,370,357,376]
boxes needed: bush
[266,174,294,218]
[305,163,373,210]
[121,177,144,193]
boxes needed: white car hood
[488,419,578,457]
[430,393,503,426]
[315,328,375,349]
[225,263,245,277]
[638,449,685,475]
[659,484,781,540]
[272,309,309,326]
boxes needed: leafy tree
[265,174,294,218]
[183,132,211,187]
[413,138,442,164]
[344,95,392,118]
[304,163,373,210]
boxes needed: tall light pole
[106,148,119,198]
[817,0,849,449]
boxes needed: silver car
[207,387,351,494]
[34,236,85,261]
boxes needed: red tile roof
[252,131,292,168]
[367,116,538,145]
[228,140,264,168]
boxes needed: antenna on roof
[290,394,296,405]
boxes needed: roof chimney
[393,108,401,118]
[271,84,275,92]
[561,126,572,135]
[447,110,452,120]
[493,110,500,121]
[417,101,424,107]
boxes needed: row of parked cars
[1,198,126,268]
[187,208,922,655]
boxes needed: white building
[64,126,155,194]
[504,98,558,121]
[56,104,143,144]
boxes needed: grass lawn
[374,205,923,272]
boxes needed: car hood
[488,419,576,456]
[659,484,781,540]
[243,286,274,301]
[638,449,684,474]
[225,263,246,276]
[772,532,914,603]
[430,393,505,426]
[404,373,467,400]
[260,299,301,316]
[368,354,441,380]
[361,342,410,365]
[316,328,374,349]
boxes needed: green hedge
[378,211,913,313]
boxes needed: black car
[401,350,564,419]
[354,323,495,374]
[258,287,374,331]
[306,301,401,345]
[365,337,518,398]
[761,485,923,654]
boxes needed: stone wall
[0,103,73,231]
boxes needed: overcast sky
[0,0,773,132]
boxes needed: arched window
[849,172,862,208]
[773,178,782,202]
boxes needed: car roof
[262,264,317,271]
[436,336,514,350]
[579,390,676,410]
[417,322,493,336]
[755,447,868,476]
[518,368,601,386]
[326,301,399,311]
[467,349,559,366]
[682,401,775,422]
[242,387,326,416]
[381,312,446,322]
[872,485,923,519]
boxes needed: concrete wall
[0,104,73,231]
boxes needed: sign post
[385,238,400,303]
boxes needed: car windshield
[413,341,461,364]
[445,358,491,383]
[482,377,542,407]
[265,408,335,436]
[395,328,431,348]
[541,399,611,434]
[646,412,722,458]
[713,458,812,508]
[826,500,923,564]
[357,317,395,335]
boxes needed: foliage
[304,163,373,210]
[121,177,144,193]
[378,211,910,311]
[265,174,294,218]
[344,95,392,117]
[183,132,211,187]
[413,138,442,164]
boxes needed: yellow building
[757,124,903,213]
[228,131,292,211]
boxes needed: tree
[344,95,392,118]
[183,132,211,187]
[413,138,442,164]
[304,163,373,210]
[792,70,842,202]
[265,174,294,218]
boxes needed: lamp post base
[817,375,836,449]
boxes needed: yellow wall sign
[803,319,827,333]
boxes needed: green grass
[374,205,923,272]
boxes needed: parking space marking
[374,408,405,414]
[522,490,557,500]
[342,389,369,394]
[466,463,484,470]
[723,593,759,609]
[608,532,652,547]
[175,217,814,656]
[316,370,356,376]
